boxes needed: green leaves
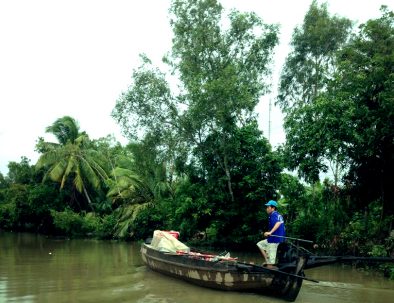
[278,1,352,111]
[106,166,142,203]
[277,1,352,183]
[278,4,394,218]
[45,116,80,145]
[36,116,110,210]
[112,59,176,141]
[334,6,394,214]
[113,0,279,205]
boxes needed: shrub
[0,203,17,229]
[50,209,101,237]
[96,213,117,239]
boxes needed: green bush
[50,208,101,237]
[0,203,17,229]
[338,201,392,256]
[83,212,101,234]
[383,264,394,280]
[369,245,388,257]
[96,213,117,239]
[131,205,164,240]
[51,208,83,236]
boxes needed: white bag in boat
[151,230,190,253]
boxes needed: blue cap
[265,200,278,207]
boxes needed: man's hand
[264,231,271,237]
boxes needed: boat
[141,231,394,301]
[140,230,316,302]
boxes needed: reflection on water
[0,232,393,303]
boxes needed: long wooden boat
[141,232,393,301]
[141,241,313,302]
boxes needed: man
[256,200,286,268]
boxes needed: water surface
[0,232,393,302]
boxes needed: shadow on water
[0,232,393,303]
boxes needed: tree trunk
[223,152,235,203]
[83,185,94,211]
[334,156,339,188]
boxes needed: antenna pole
[268,98,272,142]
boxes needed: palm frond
[62,155,76,188]
[75,133,89,147]
[74,167,84,193]
[113,203,152,238]
[36,149,63,169]
[37,116,120,209]
[80,157,100,189]
[107,166,144,203]
[46,116,80,145]
[49,160,67,184]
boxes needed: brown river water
[0,232,393,303]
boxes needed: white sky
[0,0,390,175]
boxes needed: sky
[0,0,391,175]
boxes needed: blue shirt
[267,210,286,243]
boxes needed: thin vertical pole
[268,98,272,142]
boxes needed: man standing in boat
[257,200,286,268]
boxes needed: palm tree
[106,149,172,238]
[36,116,109,210]
[106,156,151,238]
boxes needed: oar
[236,261,319,283]
[310,255,394,263]
[269,234,314,244]
[274,268,319,283]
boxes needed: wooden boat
[141,232,394,301]
[140,232,315,302]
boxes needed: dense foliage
[0,1,393,276]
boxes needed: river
[0,232,393,303]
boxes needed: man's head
[265,200,278,214]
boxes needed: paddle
[269,234,314,244]
[235,261,319,283]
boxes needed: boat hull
[141,244,305,301]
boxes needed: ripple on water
[0,295,35,303]
[112,281,145,293]
[306,280,364,289]
[301,279,394,303]
[136,294,176,303]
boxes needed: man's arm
[264,222,282,237]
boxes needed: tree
[278,5,394,221]
[0,172,7,190]
[277,1,352,184]
[335,7,394,217]
[197,122,281,244]
[6,156,34,185]
[112,0,279,204]
[278,173,307,225]
[36,116,109,210]
[106,140,174,238]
